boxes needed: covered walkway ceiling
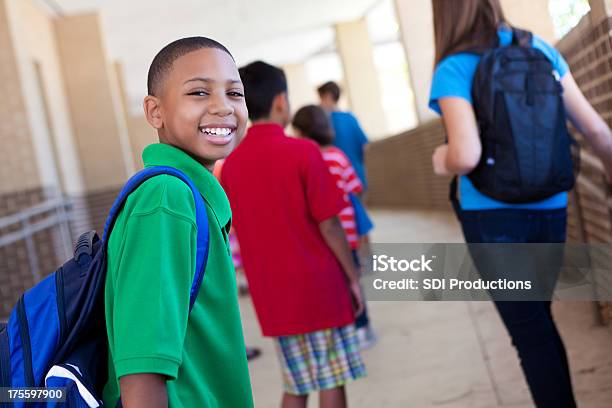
[44,0,380,110]
[51,0,380,64]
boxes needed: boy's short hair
[292,105,334,146]
[317,81,341,102]
[238,61,287,121]
[147,36,233,96]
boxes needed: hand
[349,280,364,317]
[432,144,451,176]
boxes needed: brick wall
[557,13,612,322]
[0,0,41,194]
[0,186,120,319]
[77,188,122,236]
[366,120,452,210]
[0,188,61,317]
[557,15,612,243]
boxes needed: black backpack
[466,27,575,203]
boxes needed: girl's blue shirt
[429,28,570,210]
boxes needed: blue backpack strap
[101,166,209,311]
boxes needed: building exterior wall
[556,12,612,245]
[0,4,134,318]
[0,187,63,317]
[55,13,133,193]
[0,1,68,317]
[126,116,155,170]
[114,62,156,170]
[8,0,83,196]
[556,8,612,321]
[366,120,451,210]
[283,62,319,117]
[501,0,556,43]
[336,18,389,140]
[0,0,41,194]
[395,0,436,124]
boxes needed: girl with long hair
[429,1,612,406]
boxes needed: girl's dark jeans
[352,250,369,328]
[459,207,576,408]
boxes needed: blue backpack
[459,27,576,204]
[0,166,210,407]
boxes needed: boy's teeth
[202,127,232,136]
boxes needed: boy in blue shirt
[318,81,369,189]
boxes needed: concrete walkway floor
[240,210,612,407]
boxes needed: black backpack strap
[511,27,533,47]
[449,176,462,220]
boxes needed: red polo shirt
[221,123,355,337]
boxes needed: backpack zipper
[16,296,35,386]
[55,269,67,342]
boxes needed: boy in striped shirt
[292,104,377,349]
[321,146,362,249]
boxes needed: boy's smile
[199,123,237,146]
[144,47,247,170]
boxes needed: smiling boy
[102,37,253,407]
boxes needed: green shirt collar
[142,143,231,229]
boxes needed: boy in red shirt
[221,61,365,408]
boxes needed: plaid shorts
[274,324,366,395]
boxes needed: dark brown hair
[239,61,287,121]
[147,37,233,96]
[432,0,507,65]
[317,81,341,102]
[292,105,334,146]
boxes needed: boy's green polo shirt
[102,143,253,407]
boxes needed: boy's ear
[272,92,290,120]
[143,95,163,129]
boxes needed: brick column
[500,0,556,43]
[590,0,612,24]
[394,0,436,124]
[282,62,318,116]
[335,18,388,140]
[55,12,135,193]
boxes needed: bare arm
[319,216,359,282]
[120,374,167,408]
[432,97,482,176]
[561,73,612,183]
[319,216,364,315]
